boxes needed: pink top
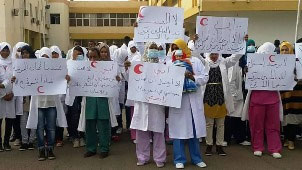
[250,90,279,105]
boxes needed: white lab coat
[0,64,23,119]
[26,95,68,129]
[228,62,244,118]
[168,57,209,139]
[203,54,243,114]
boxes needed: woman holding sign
[280,41,302,150]
[125,42,166,168]
[242,42,283,159]
[27,47,68,161]
[168,39,208,169]
[0,42,23,152]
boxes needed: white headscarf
[35,50,40,58]
[67,46,88,60]
[204,53,223,68]
[12,42,28,59]
[38,47,52,58]
[113,48,128,67]
[109,45,118,59]
[50,46,62,58]
[0,42,13,66]
[156,43,166,50]
[257,42,276,54]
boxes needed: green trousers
[85,119,110,153]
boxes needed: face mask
[77,55,84,61]
[247,46,256,53]
[147,49,159,59]
[158,50,166,59]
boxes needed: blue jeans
[37,107,57,149]
[173,116,203,165]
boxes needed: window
[84,19,89,26]
[117,19,123,26]
[69,13,75,18]
[70,19,76,27]
[110,19,116,26]
[104,19,109,26]
[123,19,131,27]
[77,19,82,26]
[97,19,103,26]
[50,14,60,24]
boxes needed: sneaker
[175,163,184,169]
[28,143,35,150]
[150,139,153,143]
[38,149,46,161]
[253,151,262,157]
[216,146,227,156]
[0,145,4,152]
[196,162,207,168]
[133,140,137,144]
[283,140,289,147]
[205,145,213,156]
[240,141,251,146]
[14,139,21,146]
[222,141,228,147]
[156,162,165,168]
[84,151,96,158]
[99,152,108,159]
[9,135,16,142]
[56,140,63,147]
[80,138,86,147]
[199,138,202,143]
[4,144,12,151]
[116,127,123,134]
[288,141,295,150]
[19,143,28,151]
[136,161,146,166]
[47,148,56,160]
[272,153,282,159]
[73,139,80,148]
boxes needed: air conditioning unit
[24,10,29,16]
[12,9,19,16]
[45,5,50,9]
[36,20,40,25]
[45,23,50,29]
[31,18,36,23]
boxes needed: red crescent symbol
[134,64,143,74]
[200,18,208,26]
[91,61,97,68]
[37,86,45,94]
[138,7,146,18]
[269,55,275,62]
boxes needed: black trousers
[284,124,299,142]
[12,115,21,139]
[66,97,84,139]
[224,116,250,144]
[0,118,14,145]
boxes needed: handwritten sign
[13,58,67,96]
[295,43,302,79]
[134,6,184,43]
[67,60,119,97]
[127,62,185,108]
[246,54,296,91]
[195,16,248,54]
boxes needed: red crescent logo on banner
[37,86,45,94]
[138,7,146,18]
[200,18,208,26]
[269,55,275,62]
[91,61,97,68]
[134,64,143,74]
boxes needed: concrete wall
[48,2,70,52]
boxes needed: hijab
[280,41,294,54]
[0,42,13,66]
[38,47,52,58]
[68,46,88,61]
[21,45,36,59]
[141,42,158,62]
[98,43,111,61]
[113,48,128,67]
[173,39,191,57]
[257,42,276,54]
[50,46,63,58]
[12,42,29,59]
[204,53,223,68]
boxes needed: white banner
[67,60,119,97]
[295,43,302,79]
[127,62,185,108]
[134,6,184,43]
[195,16,248,54]
[13,58,67,96]
[246,54,296,90]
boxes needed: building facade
[149,0,302,45]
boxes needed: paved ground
[0,131,302,170]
